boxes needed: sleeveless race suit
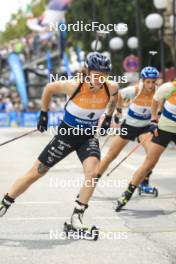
[119,84,156,140]
[63,81,110,129]
[152,81,176,147]
[38,81,112,167]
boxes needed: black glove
[148,120,158,136]
[157,111,162,118]
[114,108,122,124]
[101,114,112,131]
[114,114,120,124]
[37,111,48,132]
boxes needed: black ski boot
[115,183,137,212]
[0,194,14,217]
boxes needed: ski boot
[138,171,158,197]
[0,194,15,217]
[115,183,137,212]
[63,200,99,241]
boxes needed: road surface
[0,128,176,264]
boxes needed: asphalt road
[0,128,176,264]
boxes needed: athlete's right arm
[41,80,79,111]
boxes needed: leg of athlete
[0,132,75,217]
[131,142,165,186]
[0,160,49,217]
[96,135,129,177]
[8,160,49,198]
[115,142,165,211]
[139,132,152,186]
[71,156,100,229]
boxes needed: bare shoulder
[47,79,80,96]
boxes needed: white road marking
[5,217,69,221]
[4,216,121,221]
[15,201,114,205]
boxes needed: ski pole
[0,128,38,147]
[106,134,151,176]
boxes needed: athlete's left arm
[106,81,119,116]
[152,82,173,120]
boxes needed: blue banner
[0,113,10,127]
[0,111,64,128]
[7,53,28,110]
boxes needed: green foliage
[2,15,30,42]
[0,0,172,72]
[32,0,48,17]
[0,0,48,44]
[66,0,172,74]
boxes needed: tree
[0,0,48,44]
[66,0,173,73]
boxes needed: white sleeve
[119,86,136,100]
[153,82,174,102]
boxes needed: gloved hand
[114,107,122,124]
[37,111,48,132]
[148,120,158,136]
[114,114,120,124]
[101,114,112,131]
[157,111,162,118]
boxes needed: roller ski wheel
[138,186,142,196]
[63,222,99,241]
[153,187,158,197]
[137,185,158,197]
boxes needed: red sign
[123,55,140,72]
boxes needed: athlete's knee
[36,162,49,176]
[28,162,49,184]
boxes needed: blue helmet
[140,66,160,79]
[85,52,112,73]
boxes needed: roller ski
[138,171,158,197]
[115,183,137,212]
[63,200,99,241]
[138,185,158,197]
[0,194,14,217]
[63,222,99,241]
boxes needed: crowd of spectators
[0,32,59,73]
[0,87,36,112]
[0,31,62,114]
[0,87,66,113]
